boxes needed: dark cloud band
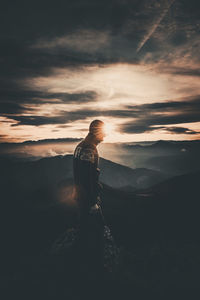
[4,96,200,137]
[120,96,200,134]
[0,90,98,116]
[164,127,200,135]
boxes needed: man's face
[96,125,106,143]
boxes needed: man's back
[73,133,100,214]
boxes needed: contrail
[136,0,175,53]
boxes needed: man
[52,121,118,276]
[73,119,106,274]
[73,119,105,217]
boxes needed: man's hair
[89,119,105,135]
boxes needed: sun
[103,122,115,137]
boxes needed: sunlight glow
[4,63,199,143]
[104,122,116,137]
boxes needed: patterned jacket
[73,133,101,214]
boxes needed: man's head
[89,119,106,143]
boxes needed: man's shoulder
[79,147,95,163]
[77,139,97,151]
[74,141,96,163]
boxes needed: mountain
[1,139,200,177]
[99,157,167,189]
[1,154,200,293]
[134,170,200,241]
[115,140,200,176]
[1,153,199,246]
[2,165,200,250]
[98,170,200,253]
[0,154,167,199]
[144,152,200,175]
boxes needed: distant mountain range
[0,154,168,200]
[99,157,168,189]
[114,140,200,175]
[1,139,200,177]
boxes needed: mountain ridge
[0,154,168,191]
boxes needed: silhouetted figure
[51,120,119,280]
[73,120,106,274]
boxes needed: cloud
[1,0,198,88]
[137,0,176,52]
[9,109,98,126]
[6,95,200,132]
[0,89,98,104]
[164,127,200,135]
[0,90,98,115]
[154,66,200,77]
[22,137,82,145]
[0,0,199,90]
[1,0,200,142]
[119,96,200,134]
[33,30,111,54]
[0,102,34,115]
[0,137,82,159]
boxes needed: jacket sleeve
[79,148,100,212]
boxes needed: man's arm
[79,148,100,211]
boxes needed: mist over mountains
[122,140,200,175]
[1,139,200,176]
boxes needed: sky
[0,0,200,143]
